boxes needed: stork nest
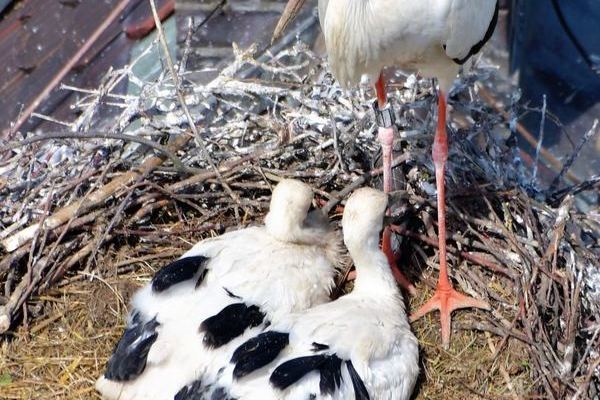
[0,20,599,400]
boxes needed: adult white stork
[187,187,419,400]
[273,0,497,347]
[95,179,342,400]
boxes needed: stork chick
[96,179,341,400]
[190,187,419,400]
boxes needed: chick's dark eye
[308,202,316,212]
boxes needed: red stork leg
[375,73,387,107]
[375,73,416,296]
[410,90,489,348]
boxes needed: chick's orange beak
[272,0,308,43]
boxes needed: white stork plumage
[95,179,342,400]
[190,187,419,400]
[273,0,497,347]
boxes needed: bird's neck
[347,242,399,295]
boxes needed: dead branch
[1,130,198,175]
[1,135,190,252]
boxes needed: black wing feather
[174,378,203,400]
[223,287,242,299]
[104,313,160,381]
[209,387,236,400]
[346,360,370,400]
[231,331,289,379]
[270,355,328,391]
[175,379,237,400]
[270,354,343,395]
[311,342,329,351]
[152,255,209,292]
[200,303,265,349]
[319,355,343,395]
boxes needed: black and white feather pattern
[151,256,209,293]
[200,303,266,349]
[231,331,290,379]
[102,254,210,385]
[196,188,419,400]
[103,313,160,382]
[95,179,341,400]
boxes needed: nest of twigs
[0,16,599,400]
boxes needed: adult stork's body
[274,0,498,346]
